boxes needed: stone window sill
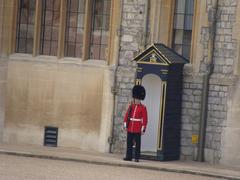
[9,53,108,68]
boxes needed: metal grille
[40,0,60,56]
[44,126,58,147]
[90,0,111,60]
[172,0,194,59]
[65,0,86,58]
[16,0,36,53]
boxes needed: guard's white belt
[130,118,142,122]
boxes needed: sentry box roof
[132,43,189,65]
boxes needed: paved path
[0,143,239,179]
[0,154,220,180]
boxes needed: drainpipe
[109,0,124,153]
[197,0,219,162]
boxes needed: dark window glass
[65,0,86,58]
[16,0,36,53]
[172,0,194,59]
[40,0,60,56]
[89,0,111,60]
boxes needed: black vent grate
[44,126,58,147]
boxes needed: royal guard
[123,85,148,162]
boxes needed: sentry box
[132,43,188,161]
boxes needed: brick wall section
[110,0,237,165]
[112,0,146,153]
[181,0,238,163]
[204,0,237,164]
[176,0,238,163]
[180,72,203,160]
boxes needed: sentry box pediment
[132,43,188,82]
[133,43,188,65]
[132,43,188,161]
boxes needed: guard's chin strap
[133,99,141,105]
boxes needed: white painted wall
[141,74,162,153]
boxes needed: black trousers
[125,132,141,160]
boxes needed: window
[40,0,60,56]
[89,0,111,60]
[14,0,114,61]
[16,0,36,53]
[172,0,194,59]
[65,0,86,58]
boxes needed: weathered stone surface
[111,0,146,153]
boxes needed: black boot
[123,157,132,161]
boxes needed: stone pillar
[0,0,8,142]
[220,0,240,167]
[112,0,147,153]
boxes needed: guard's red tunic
[124,103,148,133]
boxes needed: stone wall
[180,70,203,160]
[0,0,7,142]
[112,0,240,166]
[1,0,239,166]
[111,0,146,153]
[180,0,238,163]
[3,58,111,152]
[201,0,237,163]
[0,60,7,142]
[220,0,240,167]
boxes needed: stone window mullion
[82,0,93,61]
[33,0,42,56]
[106,0,120,65]
[149,0,175,47]
[57,0,67,59]
[12,1,19,54]
[8,1,18,55]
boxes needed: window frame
[149,0,198,64]
[39,0,62,56]
[10,0,120,65]
[15,0,36,54]
[64,0,86,58]
[189,0,199,66]
[172,0,198,63]
[172,0,194,60]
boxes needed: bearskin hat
[132,85,146,100]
